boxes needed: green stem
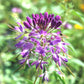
[34,60,42,84]
[34,73,39,84]
[39,69,42,84]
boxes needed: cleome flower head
[14,12,70,81]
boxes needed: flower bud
[44,12,48,19]
[23,21,31,29]
[26,16,32,24]
[55,15,61,21]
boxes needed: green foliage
[53,71,65,84]
[0,0,84,84]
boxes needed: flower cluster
[14,12,69,81]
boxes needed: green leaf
[70,59,84,67]
[68,43,76,55]
[53,71,65,84]
[69,20,82,26]
[71,10,84,21]
[63,39,76,56]
[26,79,33,84]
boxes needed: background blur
[0,0,84,84]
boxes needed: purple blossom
[23,21,31,29]
[63,22,72,29]
[52,54,59,63]
[14,12,70,82]
[39,71,49,81]
[55,15,61,21]
[12,7,22,13]
[31,60,48,69]
[22,42,34,50]
[14,23,24,32]
[15,40,24,48]
[26,16,32,25]
[35,46,45,56]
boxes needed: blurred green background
[0,0,84,84]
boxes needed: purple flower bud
[55,15,61,21]
[40,13,44,18]
[40,19,43,25]
[44,20,46,26]
[51,14,54,18]
[61,57,68,62]
[38,19,41,25]
[42,20,46,26]
[14,25,24,32]
[56,21,62,28]
[48,14,52,21]
[58,59,61,66]
[44,12,48,19]
[22,51,29,58]
[35,14,39,20]
[26,16,32,24]
[32,14,35,19]
[64,23,72,29]
[27,59,32,67]
[46,18,49,23]
[40,13,42,17]
[48,14,51,18]
[33,19,36,26]
[51,19,56,28]
[23,21,31,29]
[52,54,59,62]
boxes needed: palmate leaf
[53,71,65,84]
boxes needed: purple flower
[12,7,22,13]
[52,54,59,63]
[19,59,26,64]
[15,40,24,48]
[23,21,31,29]
[35,46,45,56]
[31,60,48,69]
[63,22,72,29]
[44,12,48,19]
[27,59,32,67]
[55,15,61,21]
[21,50,29,58]
[39,71,49,81]
[14,12,70,82]
[14,22,24,32]
[22,42,34,50]
[26,16,32,25]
